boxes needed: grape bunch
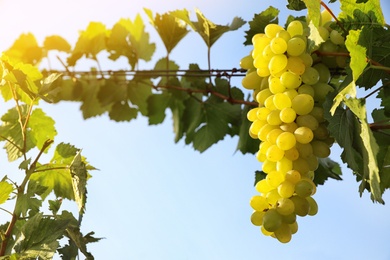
[241,12,343,243]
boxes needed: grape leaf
[302,0,321,27]
[180,95,204,145]
[286,0,306,11]
[108,101,138,122]
[147,92,172,125]
[127,78,153,116]
[236,104,260,154]
[14,193,42,218]
[345,98,383,203]
[0,181,13,204]
[43,35,71,52]
[97,78,127,107]
[13,213,70,259]
[314,158,342,185]
[339,0,384,27]
[79,78,111,119]
[244,6,279,45]
[144,8,189,54]
[67,22,109,66]
[192,100,241,152]
[4,33,43,65]
[28,108,57,151]
[254,171,266,186]
[70,151,88,220]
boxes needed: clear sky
[0,0,390,259]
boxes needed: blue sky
[0,0,390,259]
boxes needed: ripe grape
[266,144,285,162]
[276,131,296,151]
[290,195,310,217]
[301,67,320,85]
[256,88,272,105]
[267,110,283,125]
[277,180,295,198]
[279,107,297,123]
[273,93,292,110]
[311,140,331,158]
[287,37,306,56]
[294,126,314,144]
[264,24,285,38]
[330,30,345,45]
[269,54,288,76]
[269,76,286,94]
[276,157,293,172]
[296,114,319,130]
[287,20,304,37]
[270,37,288,54]
[250,195,269,211]
[291,94,314,115]
[282,213,296,224]
[251,210,265,226]
[306,196,319,216]
[274,223,292,243]
[295,179,314,197]
[284,147,299,161]
[297,84,315,97]
[313,63,331,83]
[256,179,274,193]
[285,170,301,184]
[280,71,302,89]
[287,56,306,75]
[240,54,255,70]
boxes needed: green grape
[265,24,285,38]
[270,37,288,54]
[299,53,313,67]
[302,170,315,181]
[267,110,283,126]
[273,92,292,110]
[311,140,331,158]
[259,141,272,154]
[256,179,273,193]
[285,170,301,184]
[274,223,292,243]
[247,107,259,122]
[266,144,285,162]
[307,154,319,171]
[256,151,266,162]
[295,142,313,159]
[253,55,270,69]
[313,123,329,140]
[283,90,299,105]
[336,55,348,68]
[267,128,284,144]
[284,147,299,161]
[306,196,319,216]
[290,195,310,217]
[240,54,255,70]
[319,39,338,52]
[261,226,273,236]
[262,209,283,232]
[282,212,296,224]
[258,123,278,141]
[287,37,306,56]
[321,9,333,26]
[330,30,345,45]
[276,131,296,151]
[297,84,315,97]
[257,67,271,77]
[253,35,271,54]
[269,76,286,94]
[289,221,298,234]
[279,107,297,123]
[287,20,304,37]
[266,188,281,205]
[242,71,263,90]
[264,96,276,111]
[292,157,310,175]
[313,63,331,83]
[291,94,314,115]
[287,56,306,75]
[276,157,293,172]
[280,71,302,89]
[318,26,330,41]
[295,179,314,197]
[276,198,295,215]
[250,195,269,211]
[312,82,334,103]
[301,67,320,85]
[260,76,270,90]
[263,45,276,60]
[269,54,288,76]
[262,159,277,173]
[249,119,266,138]
[251,210,265,226]
[309,106,325,123]
[276,30,291,42]
[296,114,319,130]
[256,88,272,105]
[280,122,298,133]
[277,180,295,198]
[256,107,271,121]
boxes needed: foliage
[0,0,389,257]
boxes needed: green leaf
[192,100,241,152]
[28,108,57,151]
[97,78,127,107]
[147,92,171,125]
[43,35,71,52]
[79,79,111,119]
[108,101,138,122]
[302,0,321,27]
[13,213,70,259]
[107,19,136,66]
[0,181,13,204]
[70,151,88,218]
[30,143,79,200]
[14,193,42,218]
[48,199,62,216]
[153,57,180,86]
[236,104,260,154]
[180,95,204,145]
[67,22,109,66]
[286,0,306,11]
[254,171,266,186]
[144,8,189,54]
[127,78,153,116]
[339,0,385,27]
[345,98,383,203]
[4,33,43,65]
[60,227,101,260]
[314,158,342,185]
[244,6,279,45]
